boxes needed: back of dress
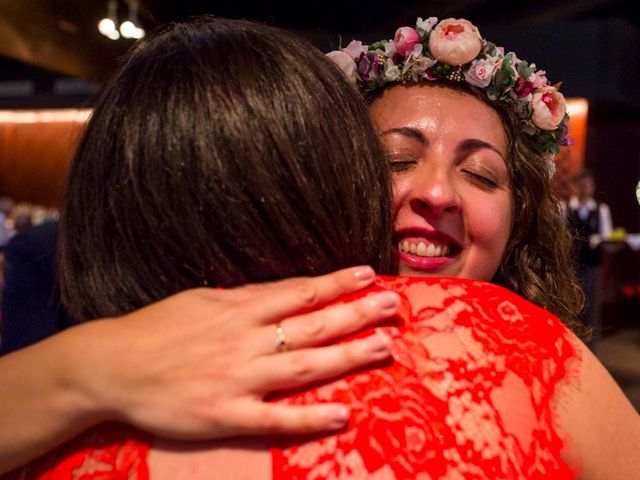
[272,276,580,479]
[5,276,581,479]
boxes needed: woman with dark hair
[0,16,404,474]
[8,15,638,480]
[4,15,401,477]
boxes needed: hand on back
[76,266,398,439]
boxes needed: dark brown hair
[368,82,586,338]
[59,17,394,321]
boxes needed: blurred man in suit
[0,221,72,355]
[566,169,613,351]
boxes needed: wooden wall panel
[0,109,88,207]
[555,98,589,200]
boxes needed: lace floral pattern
[5,424,150,480]
[271,276,580,479]
[6,277,579,479]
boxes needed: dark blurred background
[0,0,638,225]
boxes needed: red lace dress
[7,276,580,479]
[5,424,150,479]
[270,276,580,479]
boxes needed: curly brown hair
[366,82,587,339]
[486,93,587,340]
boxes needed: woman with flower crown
[328,17,582,334]
[270,16,639,479]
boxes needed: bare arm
[557,339,640,478]
[0,266,398,474]
[0,325,106,474]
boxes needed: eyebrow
[380,127,427,145]
[381,128,505,160]
[456,139,505,160]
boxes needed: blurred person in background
[0,197,14,249]
[0,220,73,355]
[566,169,613,350]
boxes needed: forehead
[369,84,507,153]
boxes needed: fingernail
[324,405,350,428]
[353,266,375,282]
[370,291,399,311]
[363,334,391,356]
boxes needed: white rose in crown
[326,50,358,84]
[428,18,482,66]
[531,86,567,130]
[343,40,368,60]
[464,58,496,88]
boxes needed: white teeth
[424,243,434,257]
[398,239,452,257]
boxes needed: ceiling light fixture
[120,1,145,39]
[97,0,120,40]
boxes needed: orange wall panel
[555,98,589,199]
[0,109,88,207]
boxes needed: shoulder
[379,275,572,346]
[555,337,640,478]
[377,275,578,407]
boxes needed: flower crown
[327,17,570,155]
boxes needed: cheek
[391,176,409,213]
[469,194,512,251]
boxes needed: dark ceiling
[144,0,639,31]
[0,0,637,107]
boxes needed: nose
[408,168,461,216]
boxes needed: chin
[398,265,448,278]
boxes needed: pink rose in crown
[514,77,534,97]
[428,18,482,65]
[464,58,495,87]
[531,86,566,130]
[394,27,421,56]
[327,50,358,84]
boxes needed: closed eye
[461,169,499,190]
[388,160,417,173]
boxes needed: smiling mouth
[397,239,452,258]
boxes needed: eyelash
[386,159,501,190]
[387,159,417,173]
[461,169,499,189]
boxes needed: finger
[230,401,352,437]
[259,291,399,353]
[227,266,377,324]
[246,333,392,394]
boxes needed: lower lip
[396,249,455,272]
